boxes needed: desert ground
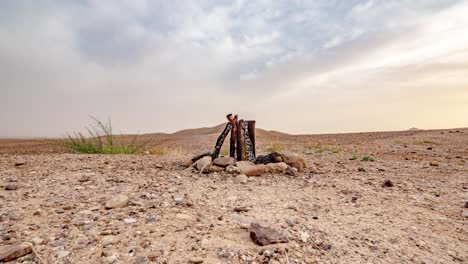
[0,125,467,264]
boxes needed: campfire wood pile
[187,114,306,176]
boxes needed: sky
[1,0,468,138]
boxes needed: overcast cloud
[1,0,467,137]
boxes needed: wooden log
[237,119,246,161]
[212,122,232,159]
[229,115,238,158]
[244,122,255,162]
[247,120,256,157]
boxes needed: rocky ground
[0,128,467,263]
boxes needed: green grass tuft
[266,142,285,153]
[63,117,147,154]
[361,155,375,162]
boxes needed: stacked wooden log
[212,114,256,162]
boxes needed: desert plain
[0,125,467,263]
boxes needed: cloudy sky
[1,0,467,137]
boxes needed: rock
[123,218,137,224]
[175,213,191,220]
[191,152,212,163]
[209,165,225,173]
[300,231,310,243]
[286,166,298,176]
[14,162,26,167]
[0,242,32,262]
[30,237,44,245]
[464,201,468,208]
[250,223,289,246]
[235,174,248,184]
[357,167,366,172]
[105,194,129,209]
[5,183,18,190]
[268,152,283,163]
[281,154,306,172]
[189,257,204,263]
[266,162,288,173]
[102,236,120,247]
[57,250,71,258]
[429,161,439,167]
[382,179,394,187]
[196,156,212,172]
[146,215,160,223]
[236,161,267,176]
[226,165,240,174]
[309,166,319,174]
[233,207,250,213]
[213,156,235,167]
[255,155,271,165]
[463,211,468,218]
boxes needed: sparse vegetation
[266,142,285,153]
[149,148,170,155]
[63,117,147,154]
[305,144,344,156]
[362,155,375,162]
[349,154,358,160]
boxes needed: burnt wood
[237,119,246,161]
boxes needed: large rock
[226,165,240,174]
[196,156,212,172]
[209,165,225,172]
[269,152,284,163]
[250,223,289,246]
[213,156,235,167]
[266,162,288,173]
[236,161,267,176]
[0,242,32,262]
[281,154,306,172]
[105,194,129,209]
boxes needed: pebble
[105,194,129,209]
[5,183,18,190]
[357,167,366,172]
[235,174,248,184]
[382,179,394,187]
[123,218,137,224]
[189,257,204,263]
[30,237,44,245]
[146,215,160,223]
[175,213,191,220]
[429,162,439,167]
[102,236,120,247]
[57,250,71,258]
[300,231,310,243]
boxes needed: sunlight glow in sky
[1,0,467,137]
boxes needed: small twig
[27,242,47,264]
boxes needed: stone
[235,174,248,184]
[281,154,306,172]
[226,165,240,174]
[30,237,44,245]
[0,242,32,262]
[250,223,289,246]
[429,162,439,167]
[123,218,137,224]
[236,161,267,176]
[57,250,71,258]
[196,156,212,172]
[465,201,468,208]
[5,183,18,190]
[14,162,26,166]
[268,152,283,163]
[209,165,225,173]
[286,166,298,176]
[255,155,271,165]
[300,231,310,243]
[358,167,366,172]
[463,211,468,218]
[102,236,120,247]
[191,152,212,163]
[175,213,191,220]
[213,156,235,167]
[105,194,129,209]
[266,162,288,173]
[189,257,204,263]
[382,179,394,187]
